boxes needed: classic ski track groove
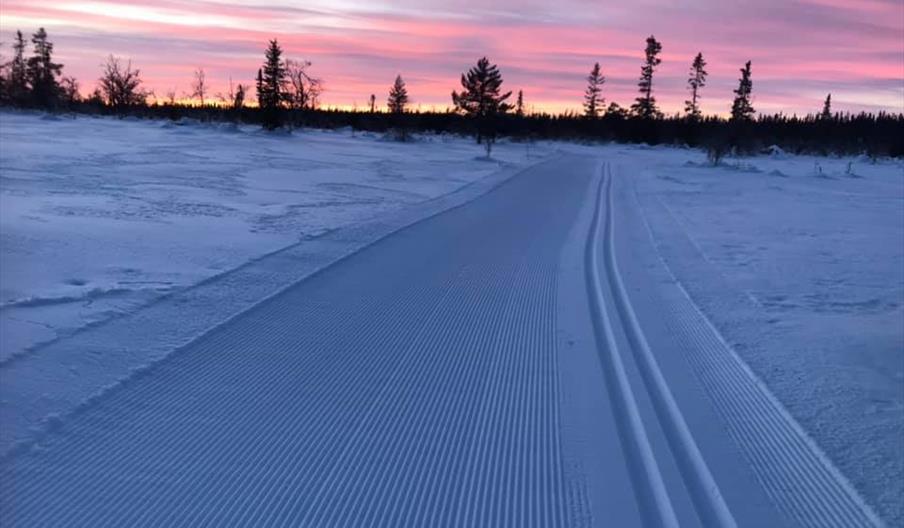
[586,165,741,527]
[597,165,738,527]
[629,177,885,528]
[1,157,580,527]
[584,166,680,528]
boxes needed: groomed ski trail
[0,156,592,528]
[624,170,885,528]
[0,154,883,527]
[591,163,882,528]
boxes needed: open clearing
[1,112,901,526]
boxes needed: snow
[0,111,549,363]
[1,112,901,525]
[590,144,904,525]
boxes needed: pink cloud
[1,0,901,115]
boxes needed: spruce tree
[387,75,409,113]
[515,90,524,117]
[820,93,832,120]
[730,60,755,122]
[631,35,662,119]
[583,62,605,118]
[256,69,263,104]
[369,93,376,113]
[8,30,29,105]
[451,57,512,148]
[684,52,707,120]
[257,39,288,129]
[26,28,62,107]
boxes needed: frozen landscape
[0,112,549,362]
[1,112,902,526]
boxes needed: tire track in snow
[629,176,884,528]
[0,157,584,527]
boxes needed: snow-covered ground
[1,112,901,525]
[595,144,904,524]
[0,111,549,362]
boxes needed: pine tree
[387,75,409,114]
[583,62,605,118]
[515,90,524,117]
[684,52,707,120]
[8,30,29,104]
[369,93,376,113]
[257,39,288,129]
[820,93,832,120]
[452,57,512,118]
[730,60,755,122]
[26,28,62,107]
[452,57,512,149]
[631,35,662,119]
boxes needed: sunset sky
[1,0,902,115]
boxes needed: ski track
[586,165,739,527]
[600,166,737,528]
[0,157,586,527]
[625,173,885,528]
[583,162,879,527]
[0,153,884,527]
[584,166,681,528]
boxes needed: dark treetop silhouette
[0,28,901,156]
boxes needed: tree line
[1,28,901,157]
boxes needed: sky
[1,0,902,115]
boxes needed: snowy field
[0,111,548,362]
[1,112,902,525]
